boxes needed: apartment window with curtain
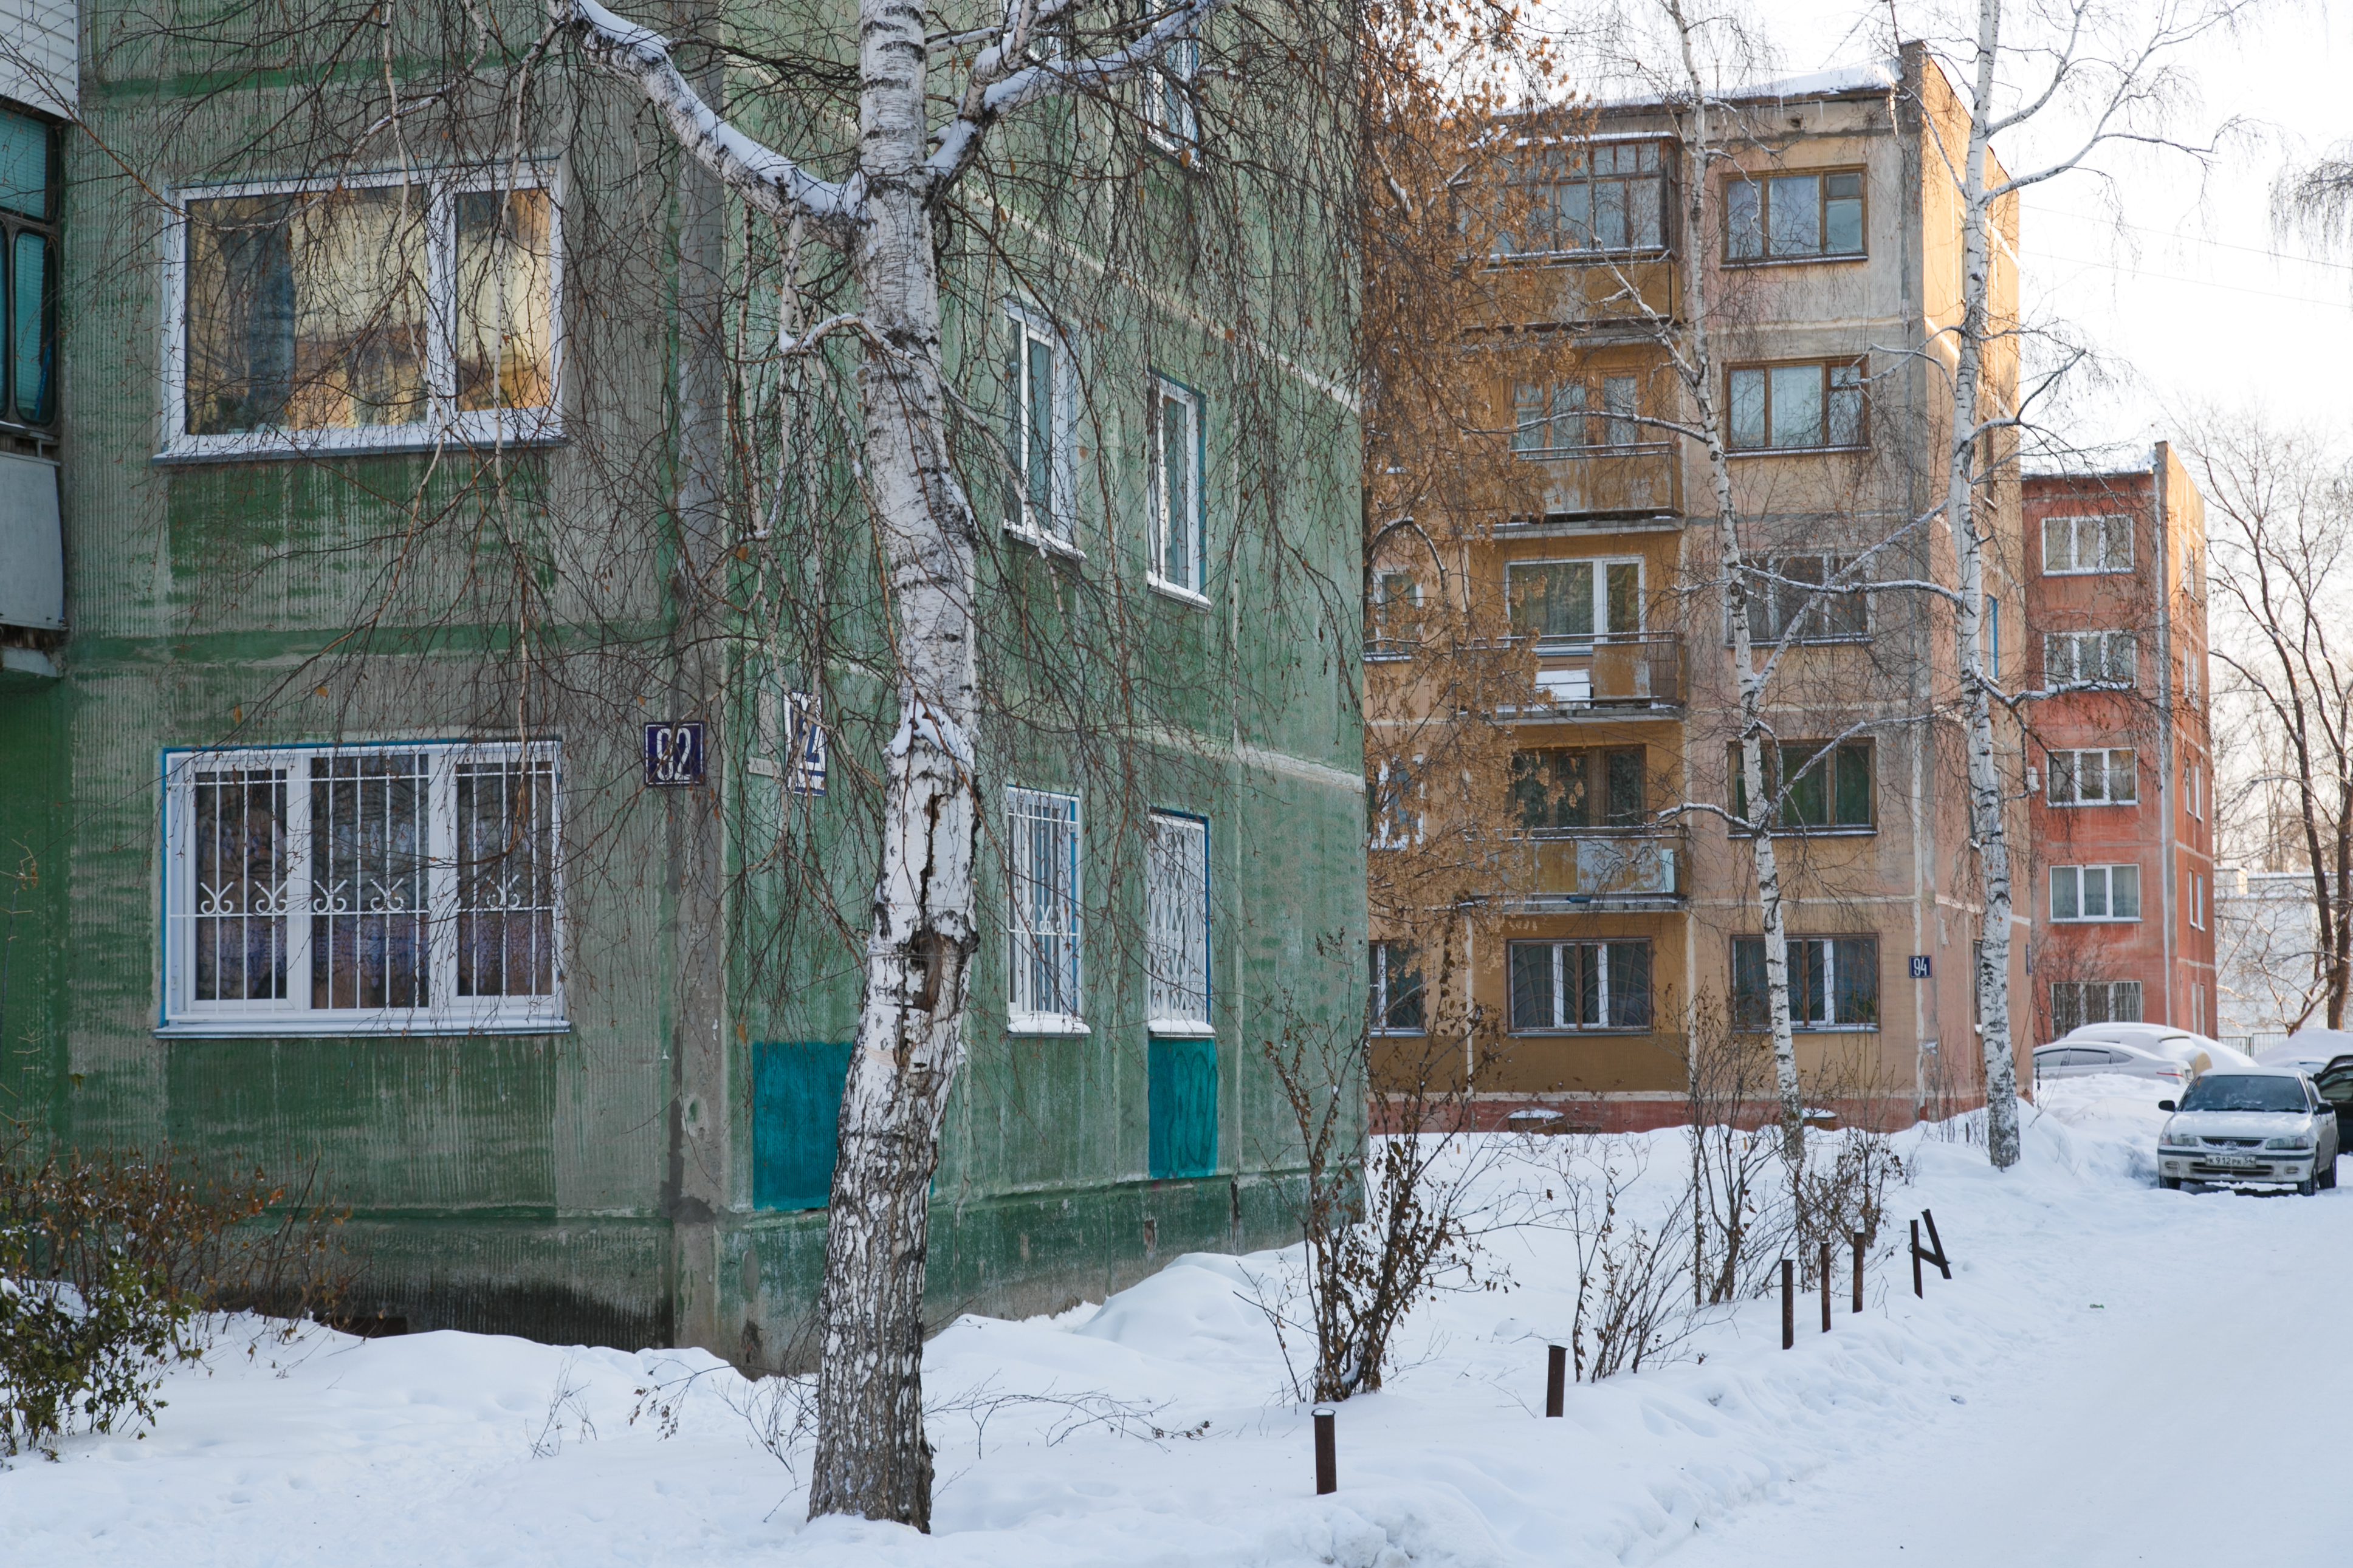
[1750,553,1867,642]
[1505,558,1641,643]
[1370,942,1424,1033]
[1728,361,1866,450]
[1508,939,1652,1032]
[1493,139,1672,257]
[1725,169,1864,261]
[1006,787,1084,1030]
[2041,513,2132,574]
[2049,863,2141,922]
[1730,741,1874,832]
[1511,747,1644,830]
[169,173,558,457]
[2044,631,2136,686]
[2047,747,2138,806]
[161,741,563,1035]
[1731,936,1879,1030]
[1145,812,1211,1034]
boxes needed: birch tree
[1909,0,2252,1168]
[558,0,1256,1527]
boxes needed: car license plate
[2208,1155,2262,1170]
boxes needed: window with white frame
[1732,935,1878,1030]
[2191,872,2206,931]
[2048,747,2138,806]
[1370,941,1424,1033]
[168,174,558,457]
[1006,787,1083,1028]
[2050,863,2140,922]
[1505,557,1641,643]
[1369,758,1421,849]
[2041,513,2131,574]
[162,741,562,1034]
[1150,377,1203,597]
[2185,761,2200,820]
[1368,570,1421,656]
[1508,939,1652,1032]
[2052,979,2142,1034]
[2044,630,2135,686]
[1984,597,2000,677]
[1146,811,1210,1033]
[1142,17,1200,151]
[1005,307,1072,543]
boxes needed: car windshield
[2179,1075,2309,1114]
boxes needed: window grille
[1006,787,1083,1025]
[1732,936,1879,1030]
[1146,812,1210,1031]
[1370,942,1425,1033]
[1508,940,1652,1031]
[164,741,563,1034]
[2051,980,2142,1034]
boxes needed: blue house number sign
[645,721,706,787]
[1908,954,1932,979]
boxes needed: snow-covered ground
[7,1077,2341,1566]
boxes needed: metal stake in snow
[1852,1233,1865,1314]
[1544,1345,1566,1417]
[1780,1259,1795,1349]
[1819,1242,1832,1333]
[1911,1221,1923,1298]
[1313,1406,1337,1494]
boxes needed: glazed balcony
[1517,442,1680,522]
[1514,827,1687,910]
[1508,631,1685,716]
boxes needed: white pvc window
[164,173,560,459]
[1006,307,1074,544]
[1144,24,1200,151]
[162,741,563,1035]
[2050,863,2141,922]
[1150,377,1203,598]
[2048,747,2138,806]
[1146,812,1211,1034]
[1006,786,1084,1030]
[2042,513,2132,574]
[1369,942,1424,1033]
[2044,631,2136,686]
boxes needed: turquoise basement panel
[754,1041,854,1210]
[1148,1036,1217,1179]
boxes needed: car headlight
[2160,1130,2200,1150]
[2264,1135,2314,1151]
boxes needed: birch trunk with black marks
[1949,0,2022,1171]
[566,0,1231,1527]
[1666,7,1804,1157]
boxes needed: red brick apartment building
[2022,445,2216,1042]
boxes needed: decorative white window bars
[165,172,560,459]
[2052,979,2142,1034]
[1150,377,1203,598]
[1146,812,1211,1034]
[1006,786,1084,1030]
[163,741,563,1035]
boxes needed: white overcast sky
[1754,0,2353,462]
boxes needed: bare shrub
[1533,1135,1697,1381]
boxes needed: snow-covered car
[2053,1022,2252,1075]
[2156,1067,2341,1194]
[2256,1030,2353,1075]
[2032,1039,2191,1086]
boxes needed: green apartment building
[0,0,1363,1360]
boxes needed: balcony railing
[1516,442,1678,518]
[1519,827,1686,906]
[1517,631,1685,712]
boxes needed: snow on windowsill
[1007,1013,1091,1037]
[1147,1019,1217,1038]
[1147,577,1212,610]
[155,1015,572,1039]
[1005,523,1085,563]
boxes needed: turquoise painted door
[1148,1036,1217,1179]
[753,1041,853,1210]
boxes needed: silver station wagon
[2157,1067,2341,1194]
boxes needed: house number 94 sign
[644,721,706,787]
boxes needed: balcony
[1517,442,1679,521]
[1515,828,1686,910]
[1511,631,1685,716]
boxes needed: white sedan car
[2032,1039,2191,1086]
[2157,1067,2341,1194]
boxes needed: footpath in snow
[5,1077,2342,1567]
